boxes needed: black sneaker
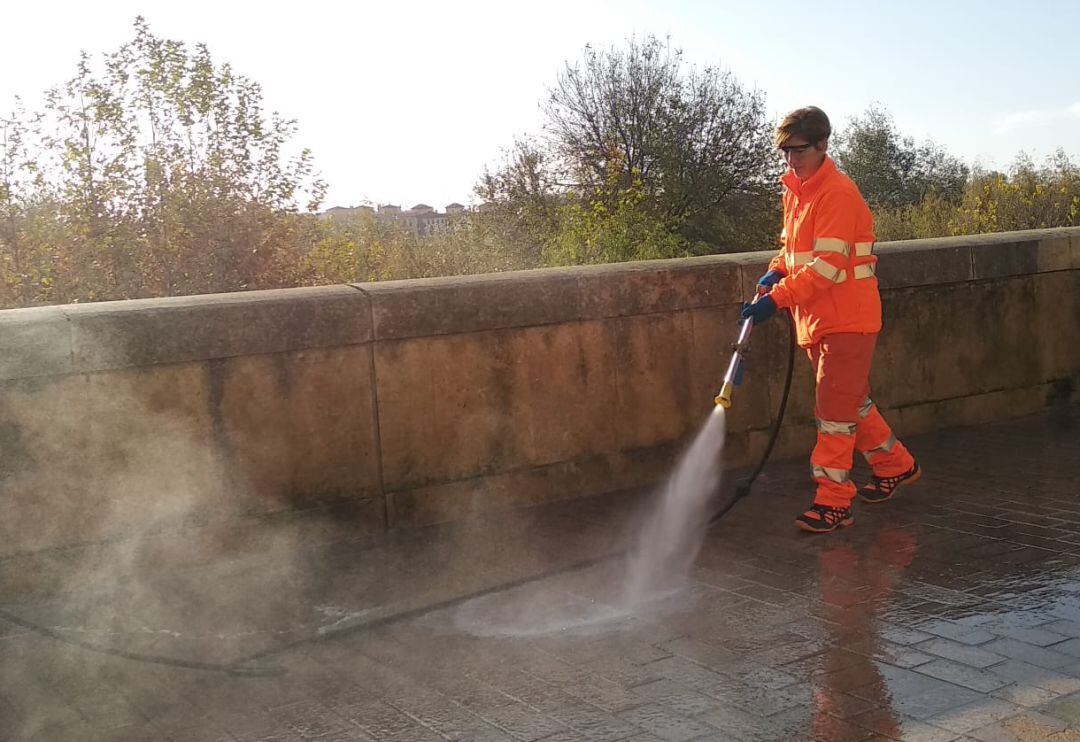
[860,462,922,504]
[795,503,854,533]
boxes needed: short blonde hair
[775,106,831,148]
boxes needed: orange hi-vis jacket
[767,156,881,347]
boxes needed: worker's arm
[768,191,857,310]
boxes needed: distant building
[320,202,469,236]
[322,205,373,220]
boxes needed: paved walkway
[2,406,1080,741]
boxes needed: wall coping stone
[1,285,372,380]
[2,227,1078,379]
[354,256,744,340]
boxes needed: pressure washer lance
[709,292,796,523]
[714,294,762,409]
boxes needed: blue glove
[756,269,784,294]
[741,295,777,325]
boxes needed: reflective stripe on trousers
[812,464,851,484]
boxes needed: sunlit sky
[4,0,1078,210]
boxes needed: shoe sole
[795,516,854,533]
[859,466,922,504]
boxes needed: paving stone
[989,659,1080,695]
[917,620,998,646]
[849,709,964,741]
[809,716,881,742]
[914,638,1007,669]
[963,722,1023,742]
[161,726,245,742]
[697,702,808,742]
[629,678,725,717]
[1046,637,1080,657]
[658,636,745,673]
[982,625,1072,648]
[980,638,1076,670]
[475,702,570,741]
[560,677,644,713]
[781,648,866,681]
[616,703,719,741]
[872,641,938,669]
[989,683,1061,708]
[269,699,354,738]
[1040,620,1080,639]
[338,699,431,737]
[810,689,880,721]
[925,698,1023,733]
[970,710,1075,741]
[915,660,1015,693]
[1039,689,1080,725]
[877,622,936,646]
[303,729,374,741]
[381,726,446,742]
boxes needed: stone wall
[1,227,1078,552]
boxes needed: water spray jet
[622,293,797,604]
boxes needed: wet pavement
[2,406,1080,741]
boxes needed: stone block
[65,286,371,374]
[727,251,775,300]
[876,242,973,289]
[881,279,1047,406]
[375,330,534,489]
[576,256,742,318]
[972,237,1070,280]
[0,363,222,555]
[872,290,933,409]
[1035,271,1080,382]
[893,384,1052,438]
[360,269,586,340]
[360,256,744,342]
[211,346,381,509]
[0,306,73,380]
[609,312,697,451]
[507,321,620,467]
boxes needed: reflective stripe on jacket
[766,156,882,347]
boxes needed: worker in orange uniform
[740,106,921,533]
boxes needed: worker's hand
[741,295,777,325]
[756,269,785,295]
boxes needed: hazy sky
[4,0,1078,209]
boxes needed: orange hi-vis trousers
[807,333,915,508]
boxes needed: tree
[0,103,38,306]
[543,157,690,266]
[949,150,1080,235]
[481,35,781,256]
[0,17,325,307]
[475,138,562,267]
[832,105,968,210]
[871,150,1080,241]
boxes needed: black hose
[710,310,798,524]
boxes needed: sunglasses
[779,143,817,155]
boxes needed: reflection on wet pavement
[1,407,1079,740]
